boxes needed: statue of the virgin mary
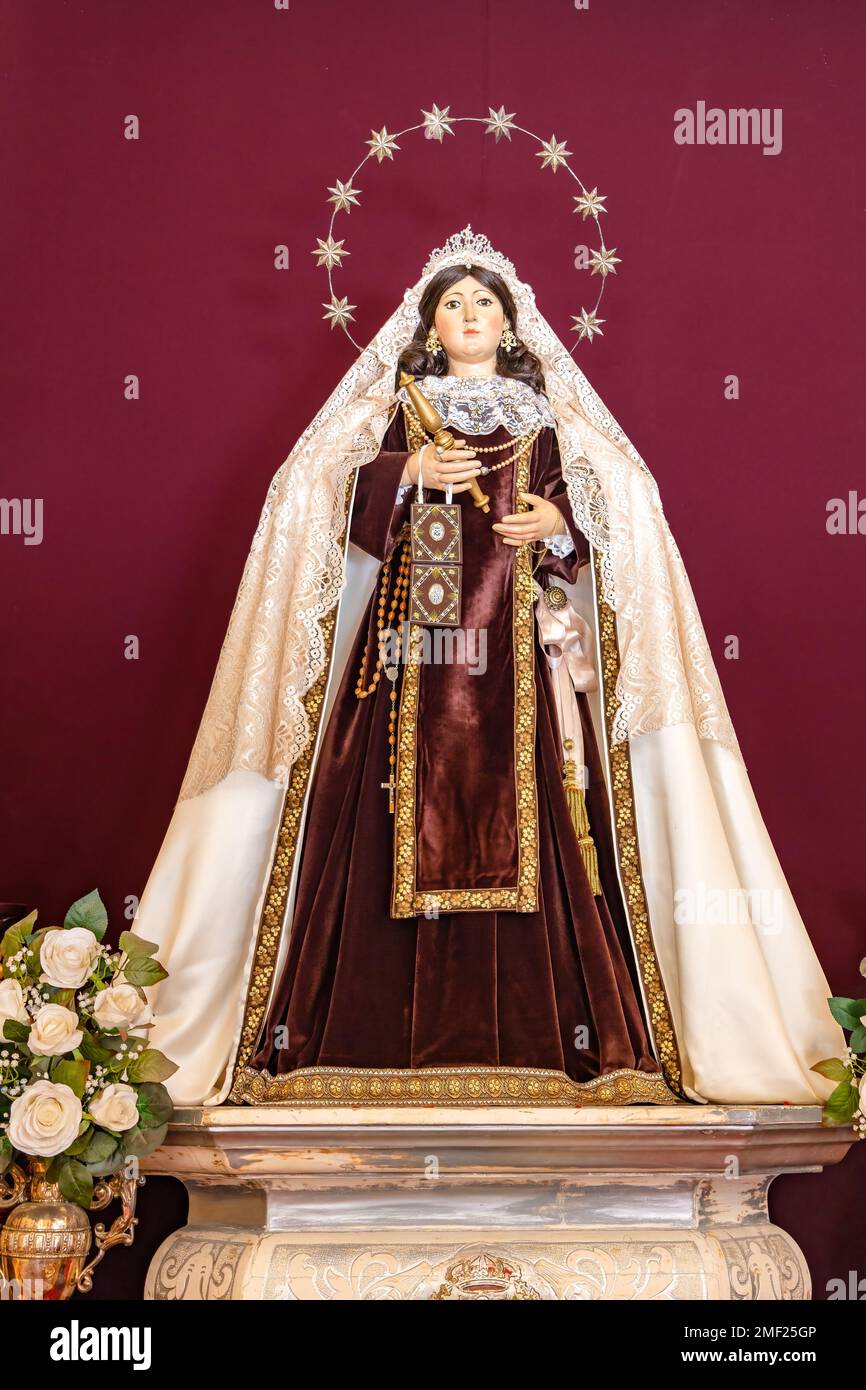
[134,226,845,1109]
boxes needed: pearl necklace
[475,428,541,474]
[427,427,541,475]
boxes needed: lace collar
[396,371,556,436]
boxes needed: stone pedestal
[142,1103,854,1300]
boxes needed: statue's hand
[405,440,482,494]
[492,493,567,546]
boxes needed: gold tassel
[562,752,602,896]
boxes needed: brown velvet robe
[251,404,661,1082]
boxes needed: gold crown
[421,224,517,284]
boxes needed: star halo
[315,107,618,356]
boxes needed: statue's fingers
[439,457,479,472]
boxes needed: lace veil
[179,226,742,803]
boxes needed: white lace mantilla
[397,372,557,436]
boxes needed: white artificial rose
[0,977,29,1028]
[89,1082,140,1132]
[39,927,100,989]
[7,1079,83,1157]
[27,1003,84,1057]
[92,982,153,1031]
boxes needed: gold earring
[500,321,518,351]
[425,325,443,353]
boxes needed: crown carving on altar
[421,225,517,284]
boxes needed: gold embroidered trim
[592,545,686,1099]
[231,1062,680,1107]
[391,405,539,916]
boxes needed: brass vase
[0,1156,142,1300]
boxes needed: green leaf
[64,1125,94,1157]
[45,1155,64,1184]
[126,1048,178,1084]
[79,1033,115,1066]
[849,1026,866,1055]
[828,997,866,1031]
[122,1121,168,1159]
[118,931,158,959]
[824,1079,860,1125]
[2,1018,30,1045]
[49,1058,89,1098]
[79,1129,121,1169]
[84,1150,125,1178]
[0,1136,13,1174]
[811,1057,852,1083]
[121,955,168,987]
[23,939,48,981]
[63,890,108,942]
[0,910,37,959]
[54,1156,94,1208]
[136,1081,173,1130]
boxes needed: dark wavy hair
[394,264,545,394]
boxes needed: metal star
[485,105,517,142]
[366,126,400,163]
[311,236,349,270]
[574,187,607,220]
[326,178,361,213]
[421,103,456,142]
[572,309,606,342]
[536,134,572,172]
[589,246,621,277]
[322,294,356,329]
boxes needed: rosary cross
[380,771,396,814]
[381,663,400,814]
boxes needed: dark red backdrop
[1,0,864,1300]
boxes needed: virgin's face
[433,275,505,370]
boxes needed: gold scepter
[399,371,490,513]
